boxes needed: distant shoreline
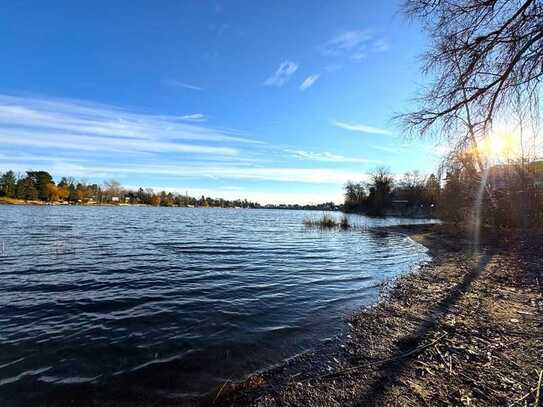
[0,197,341,211]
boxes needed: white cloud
[180,113,206,121]
[0,94,379,204]
[321,30,388,62]
[165,80,203,91]
[263,60,299,87]
[299,74,320,91]
[0,95,265,159]
[322,30,372,55]
[1,160,366,186]
[286,149,375,164]
[0,130,238,156]
[333,120,394,136]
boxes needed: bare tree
[103,179,123,200]
[400,0,543,164]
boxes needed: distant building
[111,196,120,203]
[391,199,409,209]
[488,161,543,191]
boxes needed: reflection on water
[0,206,434,404]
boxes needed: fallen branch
[309,333,447,382]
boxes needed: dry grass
[303,213,351,230]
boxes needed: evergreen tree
[26,171,54,201]
[0,170,17,197]
[16,177,39,201]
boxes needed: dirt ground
[209,224,543,406]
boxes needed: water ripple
[0,206,435,404]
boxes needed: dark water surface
[0,206,434,405]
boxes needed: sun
[478,130,519,161]
[489,136,507,155]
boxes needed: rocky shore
[208,224,543,406]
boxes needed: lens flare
[478,130,519,161]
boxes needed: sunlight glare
[478,129,520,162]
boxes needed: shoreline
[209,224,543,406]
[0,199,338,211]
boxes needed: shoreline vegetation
[303,213,351,230]
[0,170,339,211]
[208,223,543,406]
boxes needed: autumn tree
[150,195,161,206]
[47,184,61,202]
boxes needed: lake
[0,206,434,405]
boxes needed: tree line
[344,167,440,217]
[0,170,260,208]
[347,160,543,228]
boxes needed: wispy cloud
[322,30,372,55]
[263,60,299,87]
[372,39,389,53]
[0,94,265,160]
[0,130,239,156]
[164,80,203,91]
[321,30,388,62]
[333,120,394,136]
[286,149,375,164]
[0,152,86,163]
[0,158,368,186]
[371,145,400,154]
[42,163,368,184]
[0,94,379,202]
[180,113,206,121]
[299,74,320,91]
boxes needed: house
[487,161,543,190]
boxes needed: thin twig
[509,388,536,407]
[534,369,543,407]
[213,378,230,404]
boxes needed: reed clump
[304,213,351,230]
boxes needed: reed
[303,213,350,230]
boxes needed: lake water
[0,206,433,405]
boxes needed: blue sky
[0,0,444,204]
